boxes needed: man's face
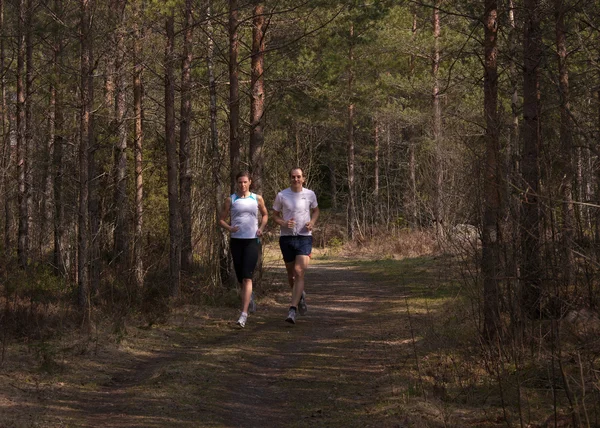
[290,169,304,187]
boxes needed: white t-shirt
[272,187,318,236]
[230,193,259,239]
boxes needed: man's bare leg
[289,255,309,307]
[285,261,295,290]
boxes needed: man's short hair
[289,167,304,177]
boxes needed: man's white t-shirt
[273,187,318,236]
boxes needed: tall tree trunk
[52,0,65,275]
[596,88,600,245]
[114,0,128,267]
[165,13,181,297]
[25,0,33,257]
[87,0,99,298]
[294,124,300,165]
[555,0,574,287]
[406,127,418,227]
[229,0,240,193]
[207,0,228,285]
[17,0,28,268]
[482,0,501,340]
[347,23,356,240]
[575,146,593,238]
[373,119,379,201]
[250,2,265,193]
[79,0,93,320]
[179,0,193,272]
[328,139,337,210]
[521,0,542,318]
[133,6,144,289]
[506,0,520,312]
[409,10,417,74]
[508,0,519,188]
[408,10,418,227]
[432,0,444,238]
[42,52,56,259]
[1,0,11,258]
[53,60,65,275]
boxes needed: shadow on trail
[6,261,427,428]
[199,262,415,428]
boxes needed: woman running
[219,171,268,328]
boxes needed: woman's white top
[230,193,259,239]
[272,187,318,236]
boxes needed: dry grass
[340,228,439,260]
[350,229,600,428]
[2,228,599,427]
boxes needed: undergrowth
[352,227,600,427]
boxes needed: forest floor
[0,248,520,427]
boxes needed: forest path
[2,258,422,427]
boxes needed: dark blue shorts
[279,236,313,263]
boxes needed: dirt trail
[2,261,414,427]
[205,262,410,428]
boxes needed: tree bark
[114,0,129,267]
[17,0,28,268]
[229,0,240,193]
[165,13,181,297]
[25,0,33,258]
[328,139,337,210]
[207,0,229,285]
[133,5,144,289]
[347,23,356,240]
[87,0,99,298]
[521,0,542,318]
[555,0,574,287]
[78,0,93,320]
[597,88,600,245]
[1,0,12,258]
[180,0,193,272]
[432,0,444,238]
[250,2,266,193]
[53,28,65,277]
[406,127,418,227]
[508,0,519,186]
[505,0,520,305]
[42,39,56,260]
[374,120,379,200]
[482,0,501,340]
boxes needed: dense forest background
[1,0,600,418]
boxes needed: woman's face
[237,176,251,194]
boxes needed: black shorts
[279,236,313,263]
[230,238,260,283]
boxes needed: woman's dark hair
[236,171,252,181]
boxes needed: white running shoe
[298,291,307,316]
[249,292,257,313]
[285,308,296,324]
[237,312,248,328]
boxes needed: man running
[272,167,320,324]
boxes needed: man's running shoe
[249,292,257,313]
[298,291,308,316]
[285,307,296,324]
[237,312,248,328]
